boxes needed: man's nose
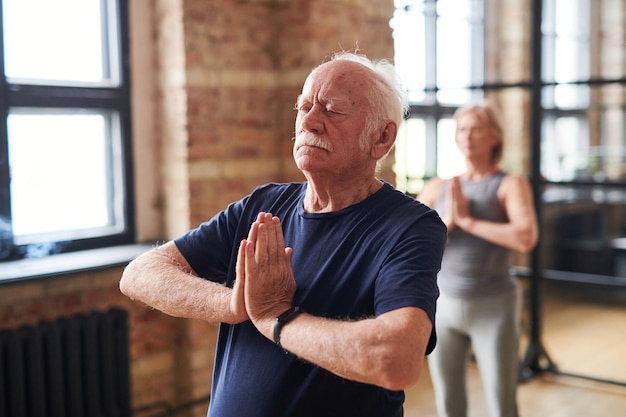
[299,105,324,134]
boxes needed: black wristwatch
[273,306,302,348]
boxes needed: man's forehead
[301,60,370,100]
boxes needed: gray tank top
[434,171,513,299]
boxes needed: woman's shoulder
[500,172,531,186]
[416,177,446,207]
[498,172,533,197]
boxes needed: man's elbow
[374,357,424,391]
[119,257,144,298]
[118,264,134,297]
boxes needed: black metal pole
[519,0,559,382]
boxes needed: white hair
[329,51,408,137]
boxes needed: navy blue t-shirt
[174,182,446,417]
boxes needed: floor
[404,280,626,417]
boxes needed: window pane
[437,118,466,179]
[548,0,591,108]
[554,0,590,82]
[436,0,482,104]
[542,85,626,182]
[436,1,471,89]
[7,111,125,244]
[395,118,427,194]
[2,0,118,85]
[542,0,591,85]
[600,93,626,181]
[392,3,427,102]
[541,116,588,181]
[542,85,591,109]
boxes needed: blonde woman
[418,100,538,417]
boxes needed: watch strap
[273,306,302,348]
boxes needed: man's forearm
[119,246,238,323]
[260,306,430,391]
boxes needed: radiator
[0,308,131,417]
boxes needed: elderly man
[120,52,446,417]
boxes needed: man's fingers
[231,240,248,321]
[235,239,245,280]
[285,247,293,262]
[271,216,287,252]
[245,232,260,277]
[258,215,285,266]
[247,218,260,244]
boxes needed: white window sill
[0,243,154,284]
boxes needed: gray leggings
[427,284,521,417]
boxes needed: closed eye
[325,104,347,115]
[295,95,310,112]
[298,104,312,113]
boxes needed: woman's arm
[454,174,539,252]
[416,177,443,208]
[417,177,455,231]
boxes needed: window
[541,0,591,182]
[539,0,626,281]
[0,0,133,261]
[392,0,626,388]
[391,0,486,195]
[392,0,626,282]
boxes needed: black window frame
[394,0,626,285]
[393,0,488,193]
[0,0,135,262]
[393,0,626,388]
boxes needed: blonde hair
[454,100,505,164]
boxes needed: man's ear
[371,121,398,160]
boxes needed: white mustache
[295,132,333,151]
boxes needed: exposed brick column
[156,0,190,239]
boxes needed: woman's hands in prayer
[444,176,473,232]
